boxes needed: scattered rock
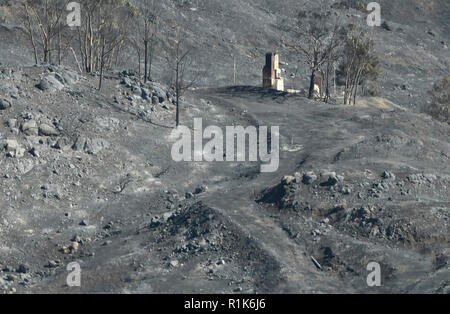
[326,175,339,186]
[37,73,65,92]
[5,139,25,158]
[282,175,295,186]
[194,185,208,194]
[185,192,194,199]
[7,119,17,128]
[85,138,110,155]
[151,84,167,103]
[53,137,72,150]
[70,242,79,252]
[132,86,142,96]
[72,137,87,151]
[16,263,29,274]
[121,77,133,88]
[341,186,352,195]
[73,137,109,154]
[302,171,318,185]
[381,21,392,31]
[141,88,151,100]
[5,274,16,282]
[169,260,179,268]
[0,98,11,110]
[382,171,396,181]
[45,260,60,268]
[21,120,39,136]
[29,147,40,157]
[39,123,59,136]
[72,235,82,243]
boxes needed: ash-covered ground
[0,0,449,294]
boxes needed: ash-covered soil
[0,65,448,294]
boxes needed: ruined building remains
[263,53,284,91]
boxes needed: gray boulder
[73,136,109,154]
[85,138,110,155]
[5,139,25,158]
[7,119,17,128]
[382,171,396,180]
[302,171,318,185]
[39,123,59,136]
[21,120,39,136]
[37,74,65,92]
[53,137,72,150]
[141,88,151,100]
[60,70,79,85]
[132,86,142,96]
[121,77,133,88]
[72,137,87,151]
[151,85,167,103]
[0,98,11,110]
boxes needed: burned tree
[20,0,68,64]
[286,11,346,99]
[77,0,135,75]
[341,25,379,105]
[165,29,200,127]
[98,2,136,90]
[134,0,160,82]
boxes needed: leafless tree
[130,36,142,78]
[285,11,346,99]
[98,2,136,90]
[341,25,379,105]
[134,0,160,83]
[76,0,135,75]
[20,0,68,64]
[20,2,39,64]
[165,29,201,127]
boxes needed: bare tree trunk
[233,56,236,85]
[99,39,105,90]
[58,23,62,65]
[89,14,94,72]
[325,62,330,103]
[176,61,180,126]
[24,4,39,64]
[148,39,154,81]
[308,69,316,99]
[333,61,336,98]
[137,49,141,79]
[144,40,148,83]
[70,46,83,73]
[353,68,363,105]
[31,37,39,64]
